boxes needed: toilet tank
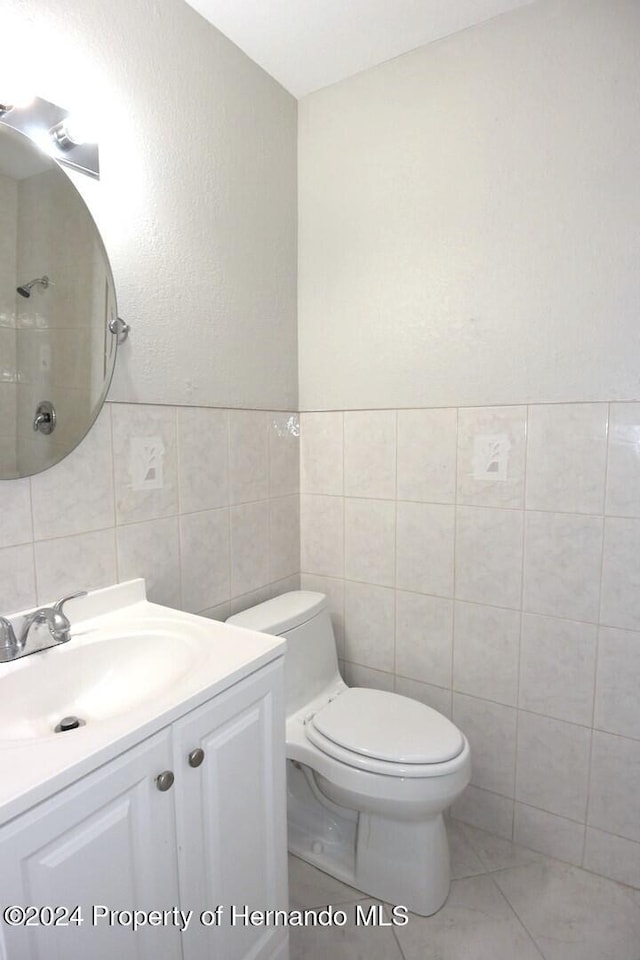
[226,591,341,715]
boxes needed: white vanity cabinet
[0,660,288,960]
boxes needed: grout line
[451,406,459,720]
[487,874,547,960]
[393,409,399,690]
[511,404,530,842]
[582,401,613,866]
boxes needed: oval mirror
[0,123,120,479]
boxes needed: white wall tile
[180,508,230,613]
[300,494,344,577]
[270,574,300,597]
[0,478,32,548]
[299,573,345,657]
[523,512,603,621]
[112,403,178,524]
[455,506,523,609]
[397,408,457,503]
[584,827,640,890]
[342,661,394,691]
[116,517,181,609]
[344,410,396,499]
[516,712,591,821]
[177,407,229,513]
[31,408,114,539]
[457,406,526,508]
[594,626,640,739]
[269,494,300,582]
[601,517,640,629]
[588,731,640,843]
[396,590,453,688]
[269,412,300,497]
[453,601,520,706]
[34,529,117,603]
[344,581,395,672]
[345,498,395,587]
[514,803,585,866]
[519,614,597,725]
[451,785,514,840]
[300,411,343,495]
[605,403,640,518]
[229,501,269,598]
[228,409,269,504]
[453,693,517,797]
[526,403,608,514]
[227,586,272,619]
[0,544,36,612]
[394,676,452,718]
[396,501,454,597]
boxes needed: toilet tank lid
[226,591,328,636]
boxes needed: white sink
[0,579,286,824]
[0,625,204,741]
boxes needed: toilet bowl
[227,591,471,916]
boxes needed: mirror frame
[0,120,125,480]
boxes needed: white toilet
[227,591,471,916]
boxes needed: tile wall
[0,402,300,620]
[299,403,640,890]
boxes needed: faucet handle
[52,591,88,617]
[0,616,17,651]
[50,591,88,643]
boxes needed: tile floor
[288,820,640,960]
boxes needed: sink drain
[54,716,86,733]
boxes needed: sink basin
[0,579,285,826]
[0,625,204,742]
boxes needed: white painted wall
[5,0,298,411]
[298,0,640,411]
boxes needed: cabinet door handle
[156,770,175,791]
[188,748,205,768]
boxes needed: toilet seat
[304,688,465,778]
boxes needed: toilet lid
[308,688,464,764]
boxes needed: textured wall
[5,0,298,411]
[298,0,640,410]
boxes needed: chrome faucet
[0,591,87,663]
[0,616,19,662]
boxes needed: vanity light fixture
[0,95,99,179]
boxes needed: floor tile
[448,820,487,879]
[289,899,404,960]
[393,874,544,960]
[461,822,546,872]
[493,858,640,960]
[288,855,363,909]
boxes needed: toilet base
[287,760,451,916]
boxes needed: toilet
[227,591,471,916]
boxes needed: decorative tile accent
[457,406,526,508]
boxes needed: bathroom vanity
[0,581,289,960]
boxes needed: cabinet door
[174,660,288,960]
[0,730,182,960]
